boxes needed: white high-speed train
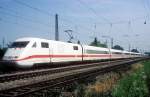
[1,37,142,68]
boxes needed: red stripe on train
[16,54,111,61]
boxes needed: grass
[143,61,150,95]
[73,73,120,97]
[40,61,150,97]
[112,62,150,97]
[74,62,150,97]
[87,73,119,93]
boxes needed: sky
[0,0,150,52]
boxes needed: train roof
[110,49,123,52]
[14,37,142,55]
[14,37,81,46]
[15,37,49,42]
[122,50,130,53]
[82,45,109,51]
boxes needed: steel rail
[0,58,136,83]
[0,57,147,97]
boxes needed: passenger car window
[112,52,122,54]
[73,46,78,50]
[41,42,49,48]
[32,42,36,48]
[86,50,108,54]
[10,41,29,48]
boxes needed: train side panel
[2,37,143,69]
[51,41,82,63]
[110,49,123,59]
[19,39,51,67]
[82,45,111,61]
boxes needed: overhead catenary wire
[14,0,97,43]
[76,0,149,26]
[146,0,150,20]
[14,0,53,16]
[76,0,112,24]
[0,18,50,33]
[14,0,90,26]
[13,0,148,31]
[14,0,97,34]
[146,0,150,11]
[0,9,51,28]
[143,0,150,14]
[3,0,148,41]
[141,0,150,23]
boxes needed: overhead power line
[143,0,150,14]
[14,0,53,16]
[77,0,149,25]
[13,0,148,36]
[14,0,72,24]
[0,18,50,33]
[0,9,50,28]
[141,0,150,23]
[76,0,112,24]
[146,0,150,11]
[14,0,96,34]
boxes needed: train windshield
[10,41,29,48]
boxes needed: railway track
[0,57,148,97]
[0,58,131,75]
[0,58,135,83]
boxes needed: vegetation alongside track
[0,48,6,60]
[73,61,150,97]
[112,62,149,97]
[26,60,150,97]
[0,59,148,97]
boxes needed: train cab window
[41,42,49,48]
[10,41,29,48]
[32,42,37,48]
[73,46,78,50]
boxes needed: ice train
[2,37,142,68]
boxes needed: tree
[145,52,150,56]
[77,40,80,44]
[131,49,139,53]
[90,37,107,48]
[112,45,124,50]
[0,48,7,59]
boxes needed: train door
[48,42,52,63]
[109,48,112,60]
[41,42,51,63]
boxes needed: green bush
[112,63,149,97]
[0,48,7,59]
[74,84,86,97]
[143,61,150,95]
[74,61,150,97]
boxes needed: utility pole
[2,37,5,49]
[102,35,113,49]
[111,38,113,48]
[129,44,131,52]
[105,39,108,47]
[55,14,59,41]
